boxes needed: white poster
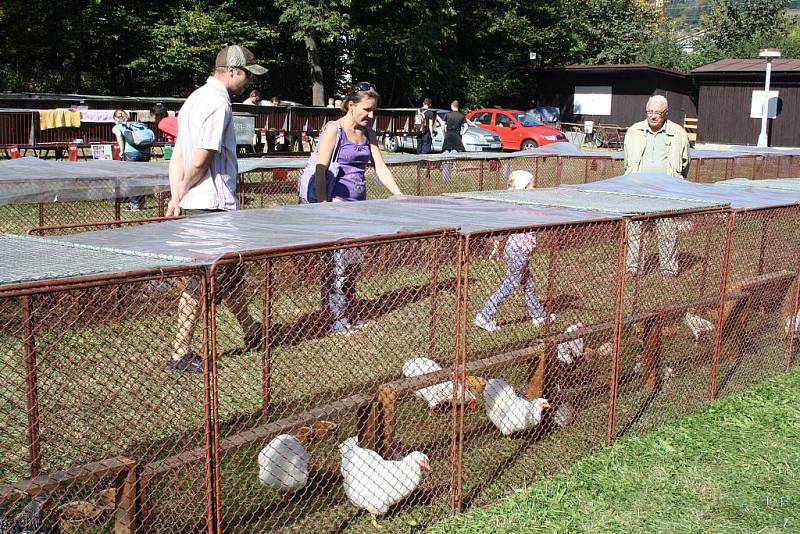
[750,90,779,119]
[91,144,113,160]
[573,86,612,116]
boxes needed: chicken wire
[612,210,731,439]
[4,151,797,236]
[453,219,625,510]
[208,233,461,532]
[0,268,213,533]
[1,176,800,532]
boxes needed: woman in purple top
[301,82,403,334]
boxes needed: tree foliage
[0,0,797,106]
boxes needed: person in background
[623,94,690,278]
[268,96,281,106]
[242,89,261,105]
[442,100,467,153]
[334,98,343,110]
[474,170,556,332]
[164,44,267,373]
[298,81,403,335]
[416,97,436,154]
[112,109,150,211]
[326,97,335,108]
[150,103,177,143]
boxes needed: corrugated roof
[692,59,800,73]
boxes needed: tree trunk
[304,31,324,106]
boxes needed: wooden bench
[684,117,698,146]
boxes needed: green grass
[428,367,800,533]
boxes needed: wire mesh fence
[454,219,624,510]
[0,268,213,533]
[3,152,798,236]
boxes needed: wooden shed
[532,64,696,129]
[691,59,800,147]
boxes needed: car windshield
[513,112,543,127]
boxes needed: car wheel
[383,135,399,153]
[521,139,538,150]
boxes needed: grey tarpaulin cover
[716,178,800,193]
[565,173,800,209]
[0,234,194,285]
[54,196,614,263]
[0,157,170,204]
[446,187,726,216]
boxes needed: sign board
[233,113,256,145]
[573,86,612,116]
[750,90,779,119]
[91,144,113,160]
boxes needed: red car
[466,108,568,150]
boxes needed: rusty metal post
[38,202,45,228]
[607,220,627,444]
[262,259,273,423]
[21,296,41,477]
[204,269,220,534]
[709,212,736,400]
[631,218,647,313]
[757,218,769,275]
[415,161,422,196]
[583,158,589,183]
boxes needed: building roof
[692,59,800,74]
[556,64,687,78]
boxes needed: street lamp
[757,48,781,148]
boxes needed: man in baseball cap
[215,45,267,76]
[163,44,266,373]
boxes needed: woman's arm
[367,129,402,195]
[314,124,339,202]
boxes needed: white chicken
[472,378,550,436]
[557,323,585,366]
[683,311,715,341]
[786,311,800,339]
[402,357,477,410]
[257,434,310,493]
[339,436,429,529]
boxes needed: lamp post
[757,48,781,148]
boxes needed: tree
[274,0,350,105]
[579,0,664,64]
[692,0,796,65]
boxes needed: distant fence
[4,150,800,236]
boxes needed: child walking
[474,170,556,332]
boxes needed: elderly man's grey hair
[647,95,669,109]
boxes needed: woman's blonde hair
[113,109,128,121]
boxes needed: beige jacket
[623,119,690,178]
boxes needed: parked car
[383,110,502,153]
[466,108,568,150]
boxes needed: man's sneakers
[474,314,500,332]
[168,349,204,374]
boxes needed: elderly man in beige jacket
[623,95,691,277]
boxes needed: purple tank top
[332,127,371,201]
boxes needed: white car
[384,110,502,153]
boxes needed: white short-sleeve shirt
[178,76,239,211]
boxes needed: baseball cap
[215,45,267,75]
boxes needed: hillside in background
[666,0,800,29]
